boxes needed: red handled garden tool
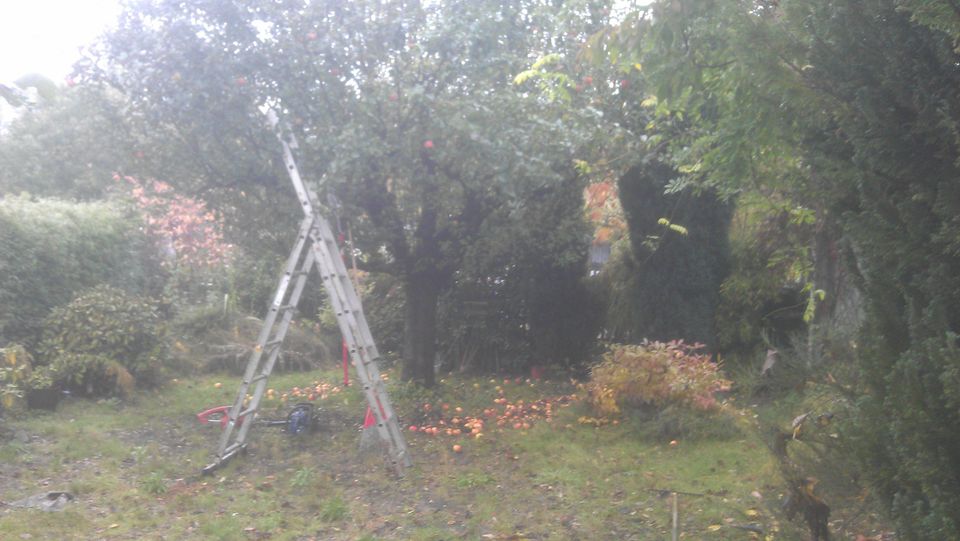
[197,402,318,435]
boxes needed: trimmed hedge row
[0,196,163,347]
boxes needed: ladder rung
[244,374,269,385]
[274,304,296,312]
[264,339,283,350]
[238,406,257,419]
[350,356,380,366]
[221,442,244,457]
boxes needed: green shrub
[40,285,167,393]
[0,196,164,347]
[643,405,742,443]
[584,341,730,418]
[139,472,167,495]
[0,344,33,411]
[50,353,135,397]
[319,495,348,522]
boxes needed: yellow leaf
[745,508,760,517]
[707,524,723,531]
[513,70,537,85]
[641,96,658,108]
[634,63,643,71]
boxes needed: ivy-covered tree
[88,0,597,385]
[615,160,731,349]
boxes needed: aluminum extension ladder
[202,111,411,476]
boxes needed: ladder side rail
[314,216,380,357]
[309,218,379,363]
[269,112,365,355]
[308,227,368,356]
[363,374,412,468]
[214,217,314,457]
[232,246,317,448]
[310,225,404,437]
[309,228,409,470]
[276,134,316,219]
[310,229,409,466]
[305,235,374,371]
[267,110,315,219]
[273,119,375,363]
[270,110,410,472]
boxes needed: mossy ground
[0,368,872,540]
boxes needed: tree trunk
[402,274,439,387]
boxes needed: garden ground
[0,367,874,540]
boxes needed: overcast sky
[0,0,122,84]
[0,0,655,85]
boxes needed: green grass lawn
[0,368,848,540]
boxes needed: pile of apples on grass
[408,378,578,453]
[216,380,345,407]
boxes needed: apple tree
[88,0,599,385]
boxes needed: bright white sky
[0,0,122,84]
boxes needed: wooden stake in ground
[672,492,679,541]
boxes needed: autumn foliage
[583,180,626,246]
[115,175,232,268]
[585,340,730,418]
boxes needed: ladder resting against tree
[202,111,411,476]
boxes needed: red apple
[423,140,434,149]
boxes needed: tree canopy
[86,0,602,384]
